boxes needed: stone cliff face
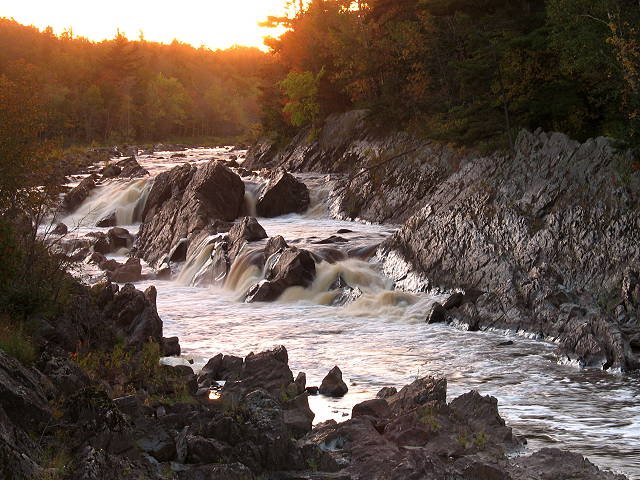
[248,113,640,371]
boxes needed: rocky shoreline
[246,111,640,372]
[4,139,633,478]
[0,277,627,479]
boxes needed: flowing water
[64,148,640,478]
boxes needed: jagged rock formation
[133,160,245,267]
[249,112,640,371]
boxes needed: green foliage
[280,69,324,127]
[261,0,640,149]
[0,319,37,365]
[0,19,267,144]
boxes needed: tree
[280,69,324,127]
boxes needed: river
[60,147,640,479]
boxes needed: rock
[115,157,148,178]
[185,434,231,463]
[227,216,268,260]
[63,176,96,212]
[256,169,310,217]
[377,386,397,398]
[442,292,464,310]
[162,336,181,357]
[52,222,68,235]
[352,398,391,419]
[176,463,255,480]
[107,227,133,250]
[96,212,117,227]
[38,354,90,396]
[197,353,243,387]
[109,257,142,283]
[330,275,363,307]
[265,235,288,258]
[134,161,245,267]
[387,376,447,415]
[0,349,52,432]
[319,366,348,397]
[283,392,315,437]
[306,386,319,395]
[245,247,316,302]
[508,448,627,480]
[101,164,122,178]
[233,345,294,396]
[426,302,447,324]
[136,425,176,462]
[102,283,163,348]
[315,235,349,245]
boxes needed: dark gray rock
[245,247,316,302]
[256,169,310,217]
[115,157,148,178]
[319,366,348,397]
[161,336,181,357]
[134,160,245,267]
[63,175,96,212]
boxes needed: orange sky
[0,0,291,50]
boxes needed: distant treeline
[0,18,268,145]
[261,0,640,150]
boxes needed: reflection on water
[71,148,639,479]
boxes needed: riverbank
[1,144,636,478]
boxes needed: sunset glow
[0,0,290,50]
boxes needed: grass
[0,319,37,365]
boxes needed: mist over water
[70,148,640,478]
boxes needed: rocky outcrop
[63,175,97,212]
[304,375,624,480]
[250,112,640,371]
[245,247,316,302]
[246,110,458,223]
[134,160,245,267]
[378,130,640,370]
[255,169,310,217]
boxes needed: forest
[0,18,267,145]
[262,0,640,150]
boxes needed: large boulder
[245,247,316,302]
[256,169,310,217]
[134,160,245,267]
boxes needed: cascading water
[67,148,640,479]
[61,177,152,230]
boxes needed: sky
[0,0,291,50]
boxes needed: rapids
[65,147,639,478]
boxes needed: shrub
[0,319,37,365]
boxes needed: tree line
[0,18,268,145]
[261,0,640,150]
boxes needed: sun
[0,0,291,50]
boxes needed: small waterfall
[243,181,260,217]
[175,234,223,286]
[225,249,264,294]
[61,178,152,228]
